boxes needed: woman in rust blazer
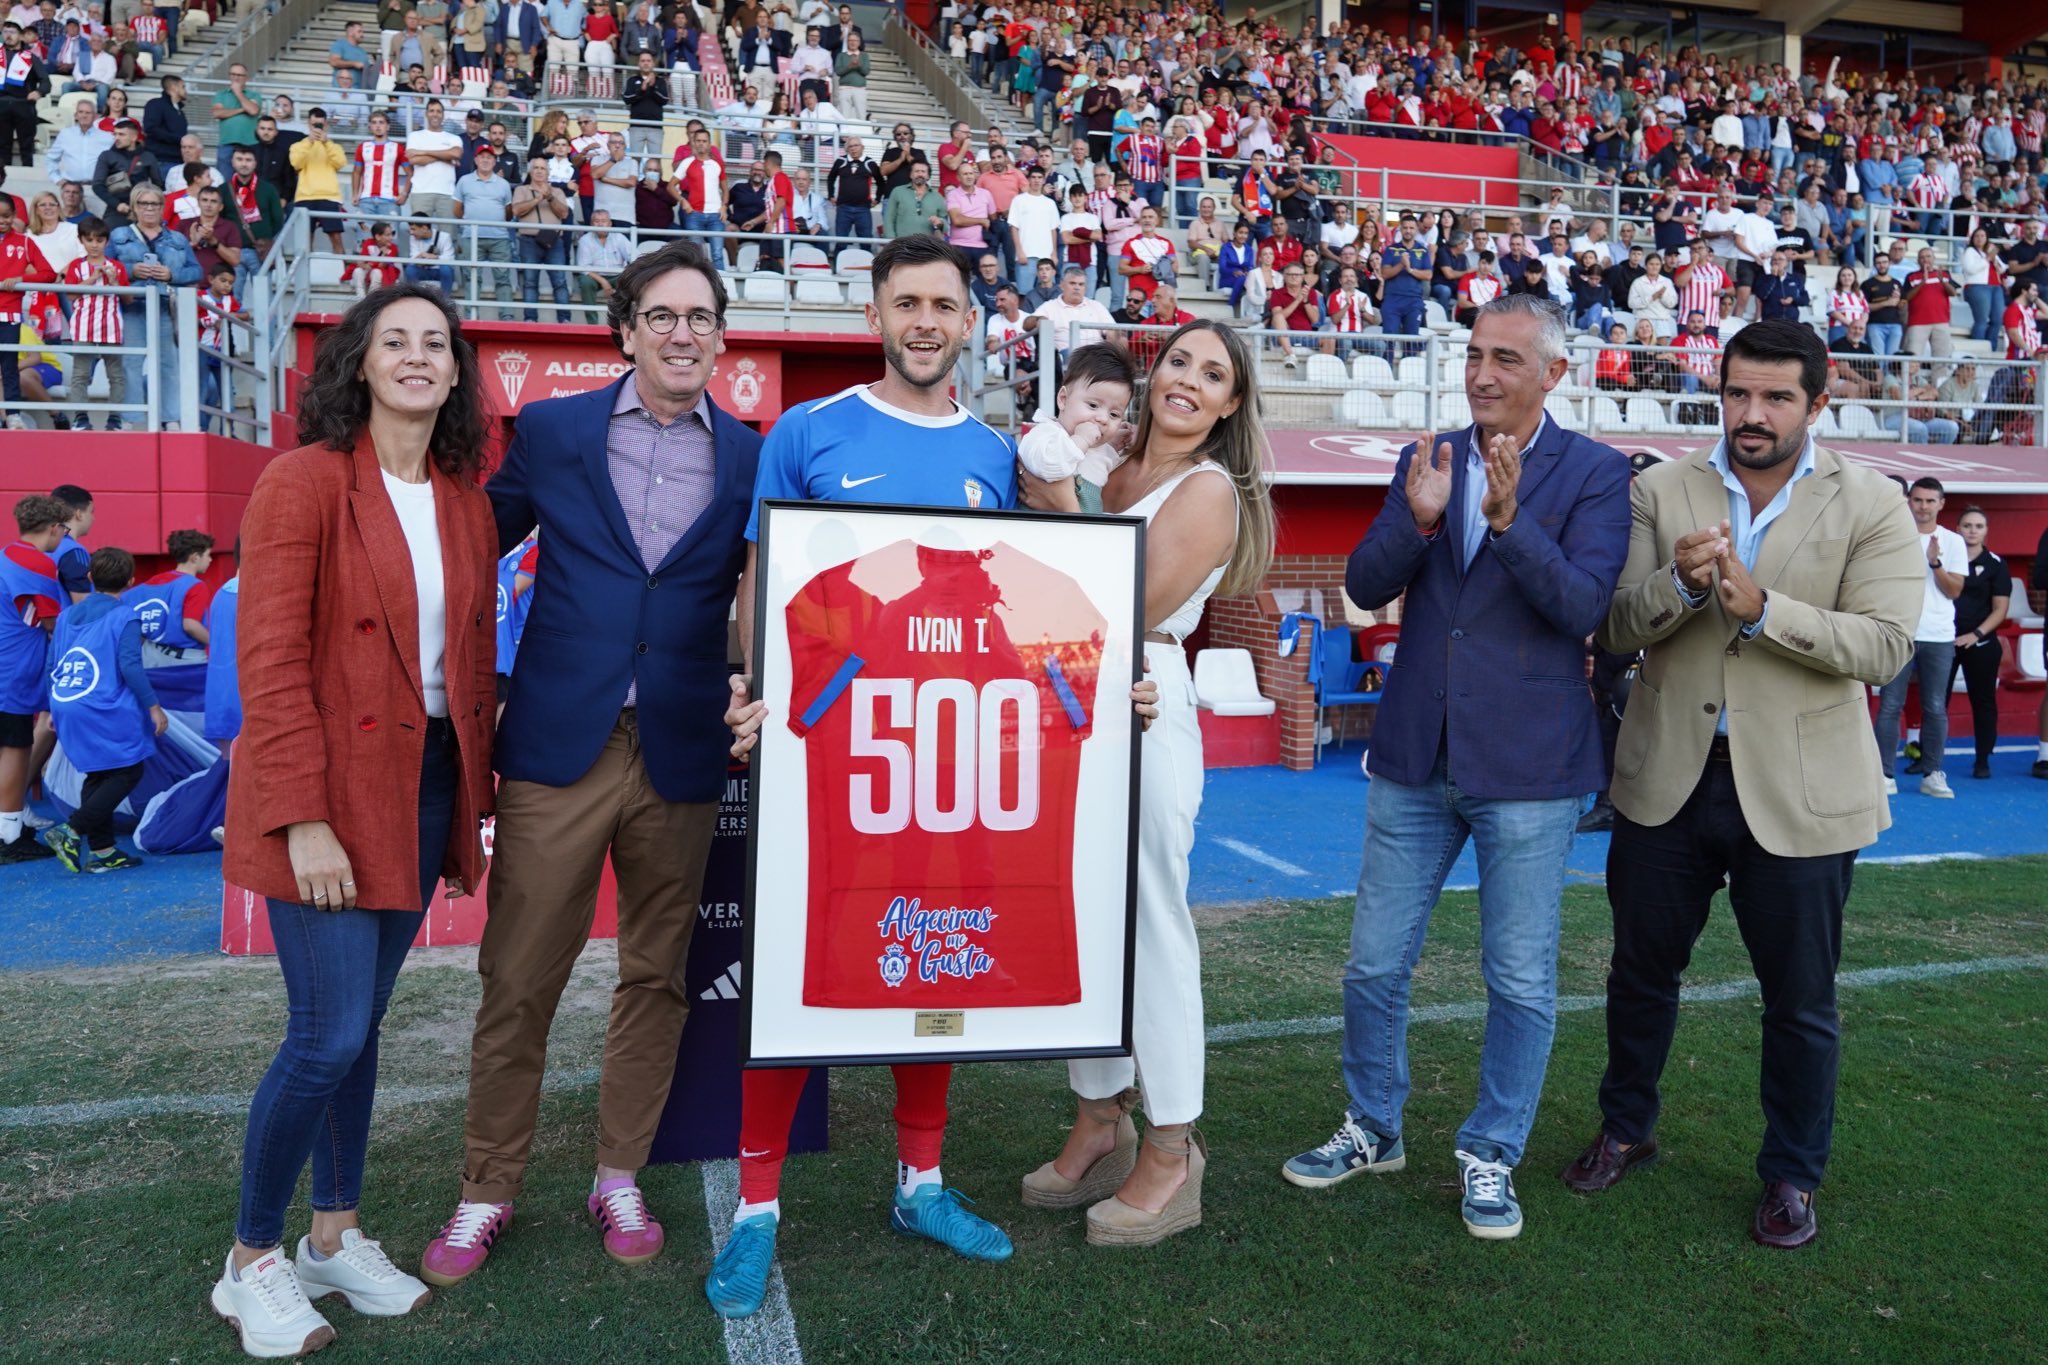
[213,283,498,1359]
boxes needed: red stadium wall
[1318,134,1523,211]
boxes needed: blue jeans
[1964,283,2004,344]
[1382,293,1424,336]
[519,234,571,321]
[1875,640,1955,776]
[1341,758,1580,1166]
[1032,86,1058,133]
[119,302,180,427]
[681,209,725,269]
[1866,321,1902,357]
[405,263,455,293]
[1174,182,1202,226]
[832,204,872,255]
[236,723,458,1248]
[1769,145,1795,176]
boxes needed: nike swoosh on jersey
[840,473,888,489]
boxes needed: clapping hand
[1717,544,1765,625]
[1675,521,1729,592]
[1404,432,1454,531]
[1925,534,1943,568]
[1480,429,1520,532]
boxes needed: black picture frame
[740,500,1145,1068]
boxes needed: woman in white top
[25,191,83,280]
[1017,321,1276,1247]
[1825,264,1869,342]
[1958,226,2005,346]
[1238,240,1280,320]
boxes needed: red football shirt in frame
[785,539,1106,1009]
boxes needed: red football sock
[891,1063,951,1171]
[737,1067,810,1205]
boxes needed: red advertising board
[465,337,783,420]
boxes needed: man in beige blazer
[1556,321,1923,1250]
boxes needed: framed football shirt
[743,502,1144,1067]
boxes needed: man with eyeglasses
[425,239,766,1289]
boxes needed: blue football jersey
[745,384,1018,542]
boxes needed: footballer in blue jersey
[711,236,1028,1324]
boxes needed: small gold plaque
[914,1012,965,1038]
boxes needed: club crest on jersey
[964,479,984,509]
[877,896,997,985]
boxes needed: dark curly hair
[296,283,495,479]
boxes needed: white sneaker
[295,1229,432,1317]
[20,809,53,831]
[1883,776,1898,795]
[1920,771,1955,799]
[210,1247,337,1358]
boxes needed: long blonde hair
[1128,319,1275,597]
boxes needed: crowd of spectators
[4,0,2048,437]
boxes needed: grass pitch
[1,859,2043,1363]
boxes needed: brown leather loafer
[1751,1180,1818,1249]
[1560,1132,1658,1194]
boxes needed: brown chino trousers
[460,710,716,1203]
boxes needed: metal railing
[1,283,164,429]
[957,319,2048,443]
[884,6,1017,139]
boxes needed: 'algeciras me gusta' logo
[50,646,100,704]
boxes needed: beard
[1725,422,1804,471]
[880,328,964,390]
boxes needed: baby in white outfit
[1016,343,1139,514]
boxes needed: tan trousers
[460,711,716,1202]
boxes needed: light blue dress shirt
[1460,414,1551,567]
[1681,434,1818,733]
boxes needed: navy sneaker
[705,1213,778,1320]
[890,1186,1012,1262]
[1282,1117,1406,1188]
[1456,1145,1523,1240]
[0,828,56,864]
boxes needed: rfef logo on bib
[50,647,100,703]
[495,581,510,623]
[133,599,168,640]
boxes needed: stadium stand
[0,0,2046,440]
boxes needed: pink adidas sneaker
[419,1201,513,1287]
[588,1178,665,1265]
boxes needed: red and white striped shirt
[2006,300,2040,359]
[130,13,165,45]
[1459,272,1503,309]
[1555,64,1582,101]
[164,186,202,224]
[1325,288,1372,332]
[2018,110,2045,154]
[1125,133,1164,185]
[1827,289,1868,327]
[354,138,408,200]
[199,291,239,353]
[671,153,721,214]
[1678,259,1726,327]
[1908,173,1946,210]
[1677,330,1721,380]
[63,255,126,344]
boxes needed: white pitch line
[1861,851,1988,866]
[700,1159,806,1365]
[7,956,2045,1133]
[1201,952,2048,1045]
[0,1065,600,1130]
[1212,836,1312,878]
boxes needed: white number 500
[848,678,1041,835]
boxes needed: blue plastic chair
[1314,624,1383,763]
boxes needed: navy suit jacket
[488,377,762,803]
[1347,419,1631,800]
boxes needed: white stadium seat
[734,242,761,273]
[1351,355,1395,389]
[1304,355,1348,386]
[1337,390,1388,426]
[1838,404,1884,438]
[835,247,875,277]
[742,272,788,304]
[1438,392,1471,428]
[2019,633,2045,681]
[1626,396,1668,433]
[792,277,842,304]
[788,244,830,273]
[1395,355,1428,387]
[1593,395,1626,431]
[1192,649,1276,716]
